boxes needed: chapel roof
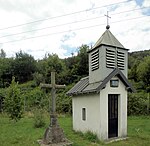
[66,68,135,96]
[88,29,127,53]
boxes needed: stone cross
[105,11,111,29]
[40,72,65,115]
[40,72,68,144]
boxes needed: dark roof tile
[87,30,128,53]
[67,68,135,96]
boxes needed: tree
[137,56,150,92]
[4,77,23,121]
[0,58,14,87]
[76,44,89,76]
[46,53,63,73]
[63,55,79,84]
[33,72,45,86]
[0,49,6,58]
[44,53,64,83]
[13,51,37,83]
[128,61,139,82]
[61,44,89,84]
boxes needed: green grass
[0,113,45,146]
[58,115,101,146]
[0,114,150,146]
[105,116,150,146]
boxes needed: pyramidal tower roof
[90,28,125,51]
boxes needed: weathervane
[104,11,111,29]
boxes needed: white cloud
[143,0,150,7]
[0,0,149,59]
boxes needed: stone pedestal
[39,114,72,146]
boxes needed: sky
[0,0,149,59]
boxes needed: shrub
[33,108,46,128]
[4,77,23,121]
[128,92,148,115]
[84,131,99,143]
[56,85,73,114]
[21,86,48,111]
[74,130,99,143]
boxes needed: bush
[57,92,72,114]
[33,108,46,128]
[84,131,99,143]
[4,77,23,121]
[128,92,148,115]
[21,86,48,111]
[74,130,99,143]
[56,84,73,114]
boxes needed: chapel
[67,25,134,140]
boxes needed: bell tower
[88,26,128,84]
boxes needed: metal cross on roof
[105,11,111,29]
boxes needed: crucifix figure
[104,11,111,29]
[40,72,67,144]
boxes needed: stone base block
[43,126,65,144]
[38,139,73,146]
[37,114,72,145]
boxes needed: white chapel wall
[99,76,127,140]
[72,93,101,136]
[72,76,127,141]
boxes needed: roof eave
[95,68,135,93]
[87,44,129,53]
[67,89,98,96]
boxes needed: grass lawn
[0,114,150,146]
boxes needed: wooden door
[108,94,118,138]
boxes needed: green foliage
[4,77,23,121]
[33,107,46,128]
[1,81,49,113]
[128,62,139,82]
[0,115,150,146]
[74,130,99,143]
[0,88,5,112]
[0,114,45,146]
[0,88,6,97]
[0,57,13,87]
[28,87,47,107]
[128,51,150,91]
[57,83,76,114]
[137,56,150,92]
[33,72,45,86]
[76,44,89,76]
[128,53,150,115]
[0,49,6,58]
[13,51,37,83]
[0,46,150,116]
[21,86,48,111]
[61,44,89,85]
[56,86,72,114]
[84,131,99,143]
[128,92,149,115]
[36,53,65,84]
[46,53,64,73]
